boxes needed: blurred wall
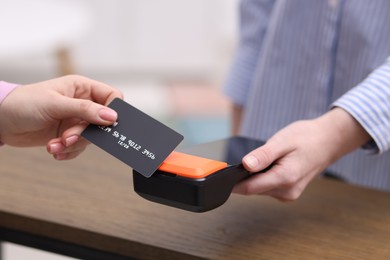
[0,0,239,83]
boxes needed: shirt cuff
[332,58,390,154]
[0,81,19,146]
[0,81,19,103]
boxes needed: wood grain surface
[0,145,389,259]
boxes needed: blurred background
[0,0,239,144]
[0,0,238,258]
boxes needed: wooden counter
[0,145,389,259]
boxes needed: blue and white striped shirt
[224,0,390,191]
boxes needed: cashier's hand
[0,75,123,160]
[233,108,371,201]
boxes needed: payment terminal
[133,136,267,212]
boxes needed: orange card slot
[158,151,228,178]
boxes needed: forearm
[231,103,243,135]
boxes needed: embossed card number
[81,98,183,178]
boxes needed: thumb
[52,96,118,125]
[242,140,289,172]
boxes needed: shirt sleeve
[0,81,19,103]
[332,57,390,154]
[0,81,19,146]
[223,0,276,106]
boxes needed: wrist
[0,81,19,146]
[316,107,371,161]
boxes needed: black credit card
[81,98,184,177]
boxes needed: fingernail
[244,155,258,169]
[48,143,63,154]
[65,135,79,147]
[99,108,117,122]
